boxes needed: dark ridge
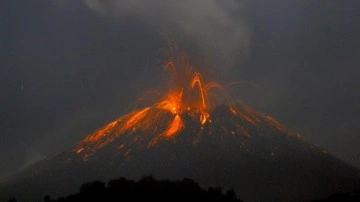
[6,176,243,202]
[1,104,359,202]
[312,190,360,202]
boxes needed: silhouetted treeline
[312,190,360,202]
[43,175,243,202]
[7,175,358,202]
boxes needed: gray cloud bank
[83,0,250,68]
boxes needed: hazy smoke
[83,0,250,68]
[21,150,46,170]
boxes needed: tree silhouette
[44,195,51,202]
[43,175,243,202]
[312,190,360,202]
[7,197,17,202]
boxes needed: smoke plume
[83,0,250,68]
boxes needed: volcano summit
[1,51,359,202]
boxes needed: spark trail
[73,50,303,161]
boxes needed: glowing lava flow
[163,115,183,137]
[73,53,226,160]
[73,51,303,161]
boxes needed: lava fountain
[73,48,302,161]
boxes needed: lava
[73,49,303,161]
[73,50,225,159]
[123,107,150,130]
[163,114,184,137]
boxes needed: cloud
[21,150,46,170]
[83,0,250,68]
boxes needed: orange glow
[163,115,184,137]
[199,112,209,125]
[238,112,257,125]
[229,106,237,115]
[72,47,304,160]
[164,61,176,74]
[156,91,182,114]
[76,148,84,154]
[124,107,150,129]
[83,120,119,143]
[264,115,287,133]
[73,51,219,157]
[191,73,208,110]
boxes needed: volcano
[1,52,359,202]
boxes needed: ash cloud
[83,0,250,68]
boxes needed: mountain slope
[1,50,359,202]
[1,103,359,202]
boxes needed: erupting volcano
[73,56,217,159]
[1,49,359,202]
[72,50,303,163]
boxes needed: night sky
[1,0,359,178]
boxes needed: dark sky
[1,0,359,177]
